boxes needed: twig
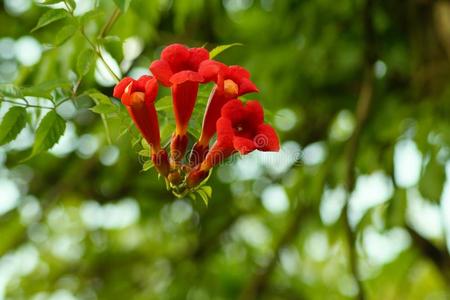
[98,8,121,38]
[63,0,121,83]
[0,98,54,110]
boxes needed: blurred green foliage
[0,0,449,299]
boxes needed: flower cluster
[113,44,280,196]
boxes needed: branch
[239,204,313,300]
[341,0,376,299]
[406,225,450,284]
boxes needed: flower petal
[188,47,209,70]
[220,99,246,124]
[233,136,256,154]
[149,59,173,87]
[256,123,280,151]
[198,60,226,82]
[113,77,133,98]
[170,70,203,85]
[144,77,158,104]
[161,43,190,72]
[244,100,264,125]
[238,77,259,95]
[227,65,251,79]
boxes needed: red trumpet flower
[150,44,209,162]
[113,75,170,176]
[190,60,258,166]
[187,99,279,187]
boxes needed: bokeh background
[0,0,450,299]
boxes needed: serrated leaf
[76,48,96,77]
[90,103,117,114]
[0,107,27,146]
[87,91,111,104]
[113,0,132,12]
[419,156,446,202]
[209,43,243,59]
[53,24,78,46]
[29,110,66,158]
[0,84,23,98]
[32,9,68,32]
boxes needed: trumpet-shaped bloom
[150,44,209,162]
[187,99,279,187]
[190,60,258,166]
[113,75,169,176]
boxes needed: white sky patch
[99,145,120,166]
[14,36,42,66]
[274,108,297,132]
[442,162,450,252]
[304,231,329,262]
[50,122,78,157]
[0,178,20,215]
[0,244,39,300]
[363,226,411,265]
[257,141,301,176]
[76,134,99,159]
[0,38,15,60]
[81,198,140,230]
[279,246,301,275]
[233,217,271,247]
[407,188,444,240]
[329,110,355,142]
[302,142,327,166]
[348,171,394,227]
[261,184,289,214]
[95,49,121,87]
[320,185,346,225]
[394,139,422,188]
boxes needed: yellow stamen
[224,79,238,98]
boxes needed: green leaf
[31,9,69,32]
[87,91,113,144]
[80,10,104,25]
[142,160,154,171]
[76,48,96,77]
[0,84,23,98]
[90,103,117,114]
[87,91,111,105]
[21,79,71,99]
[29,110,66,158]
[138,149,150,157]
[209,43,243,59]
[40,0,65,4]
[188,193,197,201]
[65,0,76,11]
[197,190,209,206]
[0,107,27,146]
[200,186,212,198]
[53,24,78,46]
[419,155,446,202]
[155,96,172,111]
[113,0,133,12]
